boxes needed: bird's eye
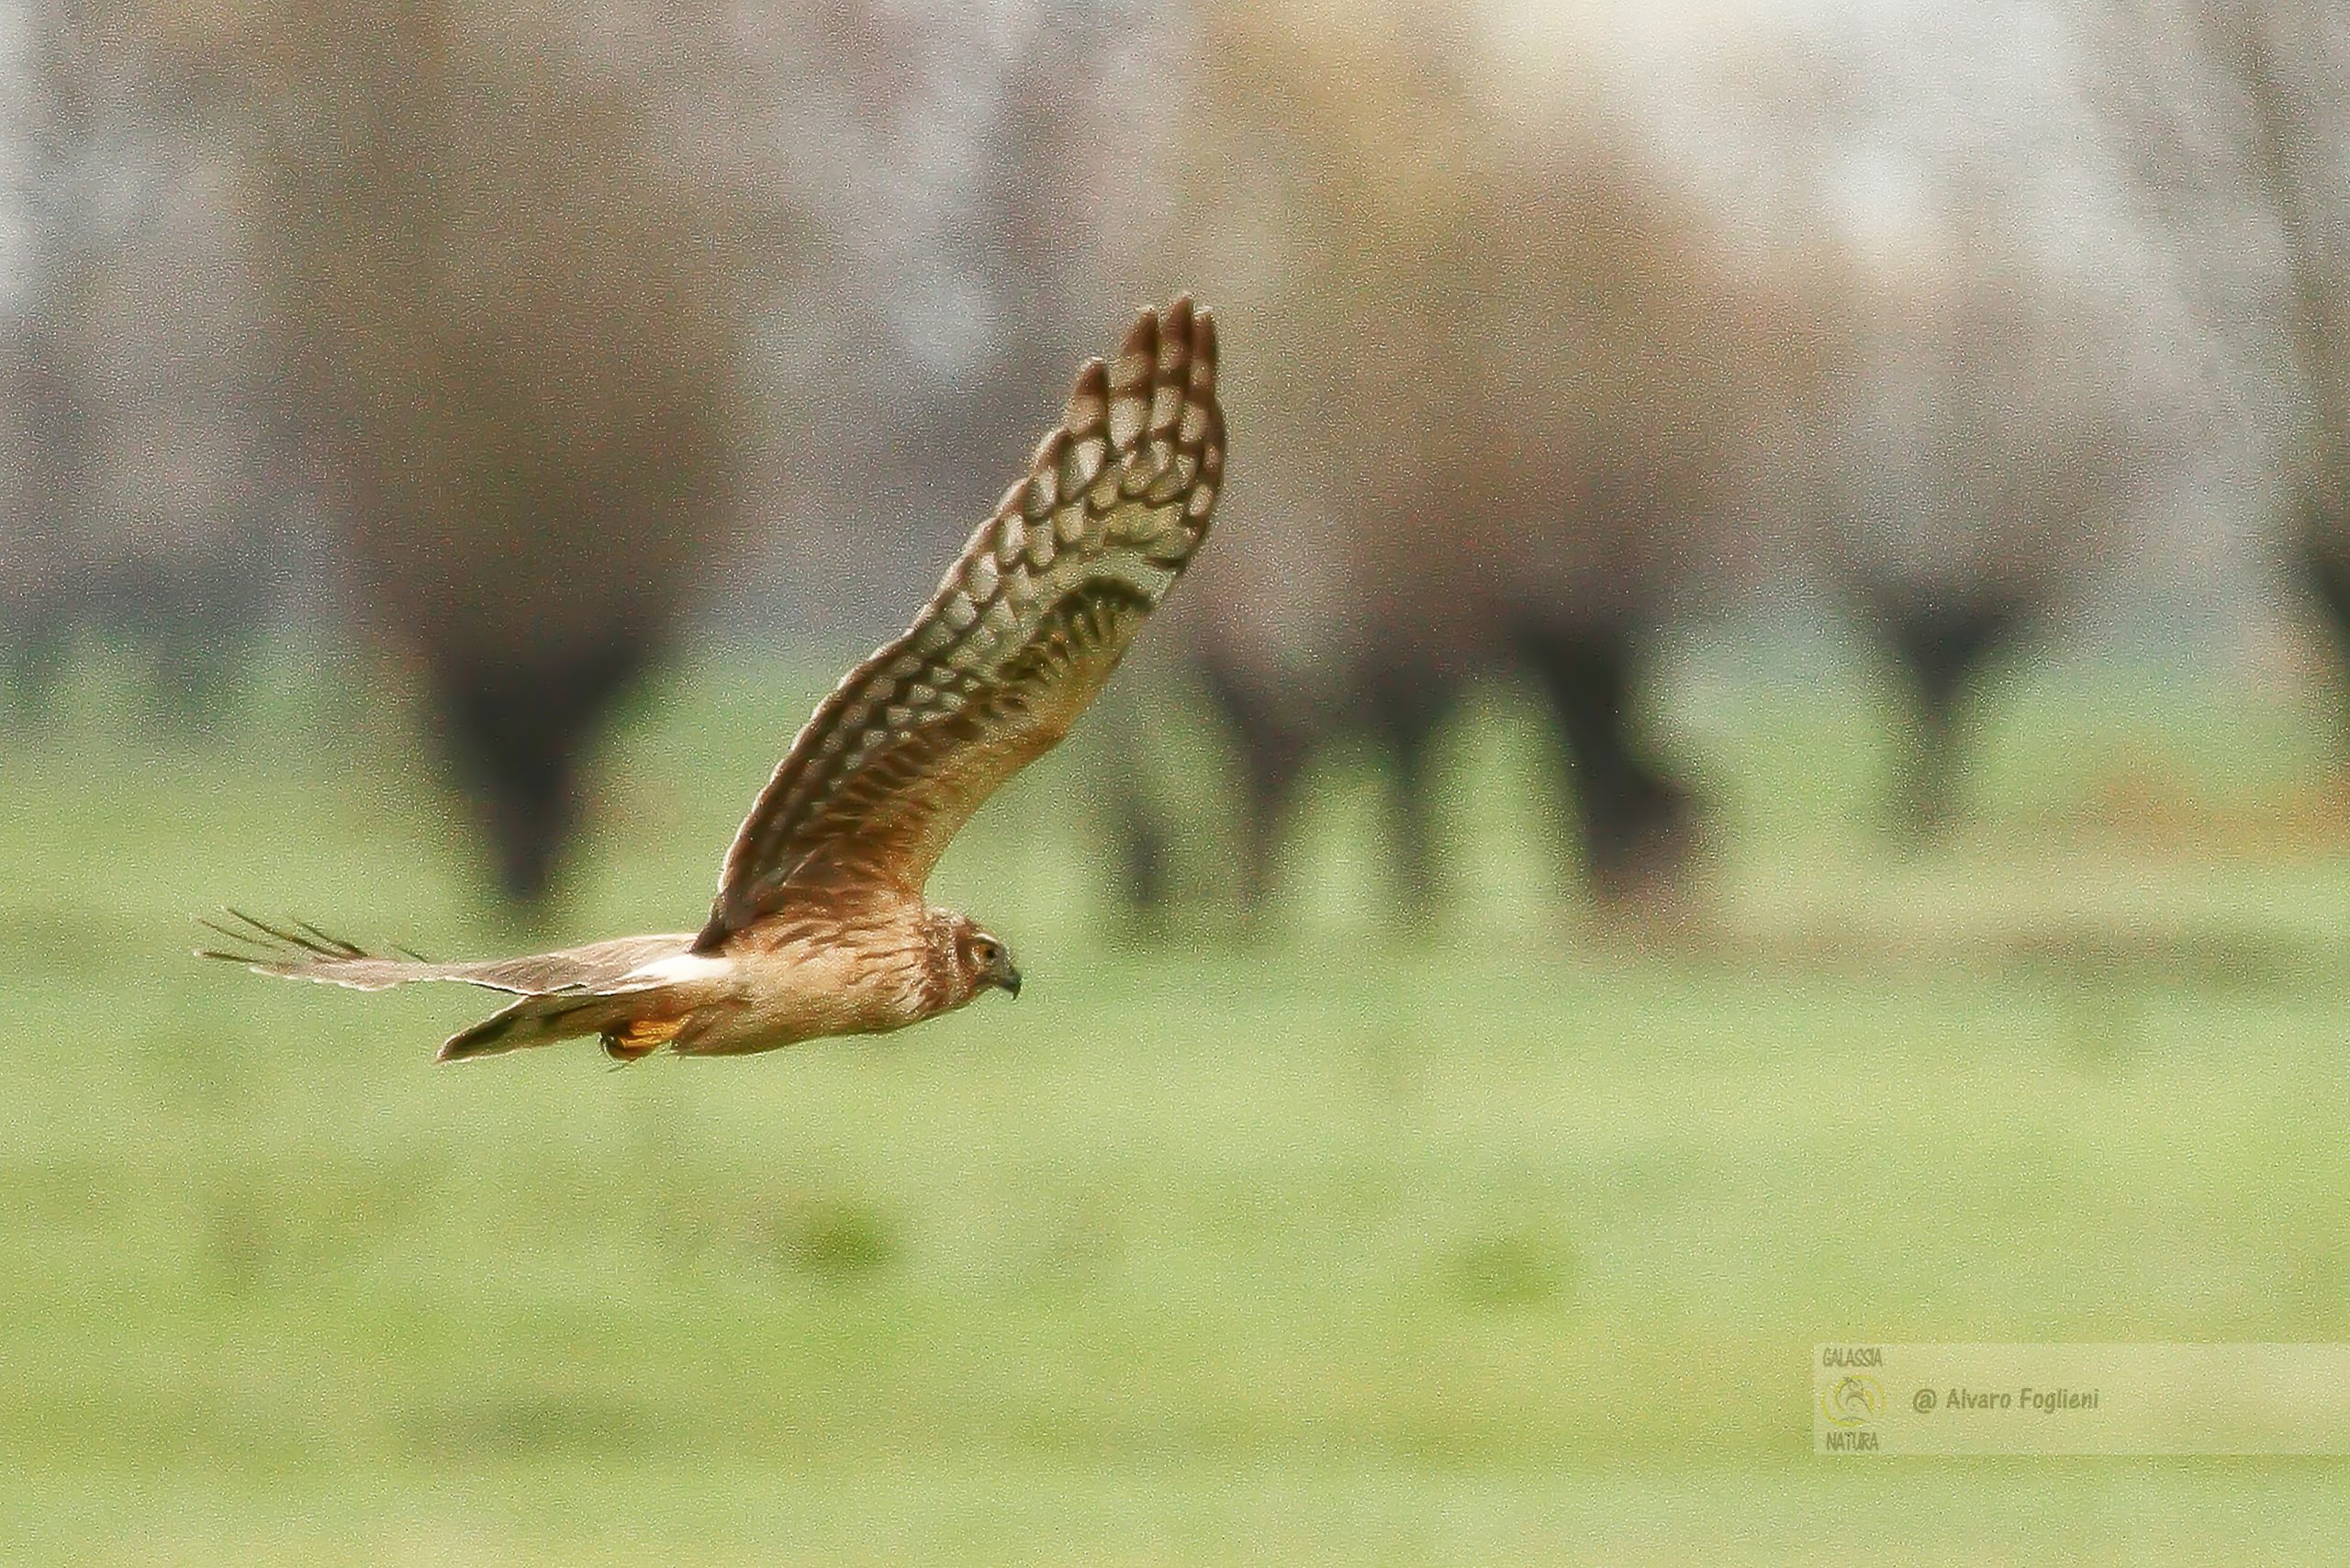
[974,939,997,962]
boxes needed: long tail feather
[198,911,705,1062]
[194,910,694,996]
[195,909,442,991]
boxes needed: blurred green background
[14,0,2350,1561]
[7,644,2350,1564]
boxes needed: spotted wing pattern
[698,297,1224,947]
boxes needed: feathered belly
[665,940,937,1056]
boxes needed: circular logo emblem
[1820,1373,1886,1428]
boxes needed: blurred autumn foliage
[6,0,2349,915]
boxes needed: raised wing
[696,297,1225,948]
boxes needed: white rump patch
[622,953,733,986]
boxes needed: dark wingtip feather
[1116,303,1161,371]
[1064,357,1110,432]
[194,913,255,950]
[229,910,341,957]
[195,908,408,973]
[294,920,366,958]
[1159,296,1195,368]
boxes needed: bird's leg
[603,1014,684,1064]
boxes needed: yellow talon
[601,1015,685,1062]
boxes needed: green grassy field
[6,642,2350,1564]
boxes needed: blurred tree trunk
[2080,0,2350,667]
[2220,15,2350,623]
[232,2,778,910]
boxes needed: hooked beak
[981,950,1021,998]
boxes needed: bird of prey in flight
[203,298,1224,1063]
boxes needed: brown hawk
[203,298,1224,1062]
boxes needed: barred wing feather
[696,297,1225,947]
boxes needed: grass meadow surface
[6,636,2350,1563]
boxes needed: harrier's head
[933,910,1021,1005]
